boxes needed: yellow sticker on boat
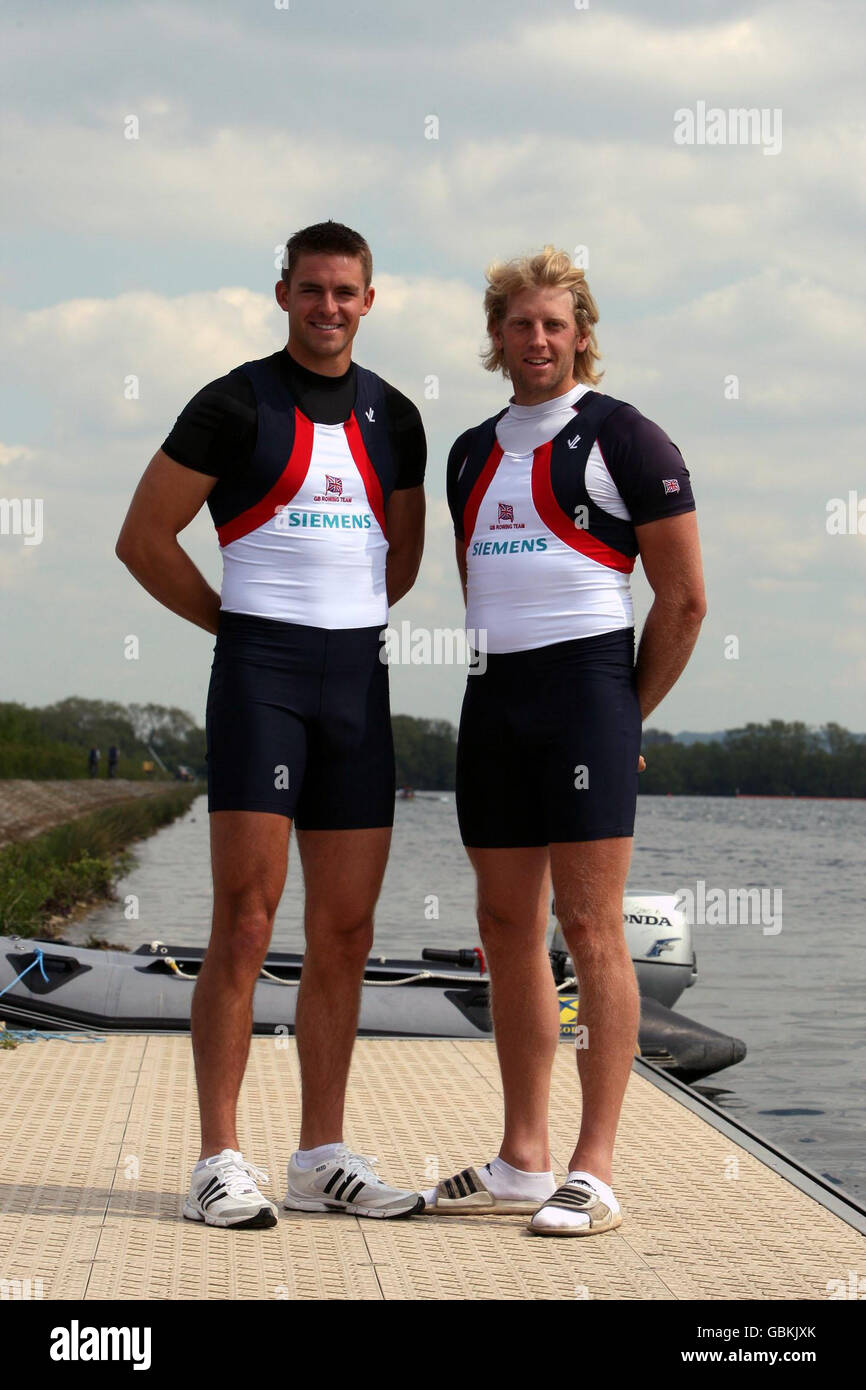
[559,995,579,1038]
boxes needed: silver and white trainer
[183,1148,278,1229]
[283,1145,425,1219]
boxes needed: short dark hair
[281,221,372,288]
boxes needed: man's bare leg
[294,826,392,1149]
[191,810,290,1160]
[469,846,558,1172]
[549,836,639,1185]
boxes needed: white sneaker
[183,1148,278,1229]
[283,1144,425,1219]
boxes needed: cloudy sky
[1,0,863,735]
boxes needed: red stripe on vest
[343,412,387,536]
[463,442,504,549]
[530,441,635,573]
[216,409,315,547]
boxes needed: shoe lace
[218,1152,270,1197]
[335,1145,383,1186]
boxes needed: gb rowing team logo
[490,501,523,531]
[313,474,352,504]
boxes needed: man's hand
[385,485,425,606]
[634,510,707,722]
[115,449,222,634]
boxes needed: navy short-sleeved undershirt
[162,349,426,489]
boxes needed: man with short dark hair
[117,221,427,1227]
[424,246,706,1235]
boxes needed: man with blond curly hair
[423,246,706,1234]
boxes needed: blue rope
[0,947,50,999]
[3,1030,104,1044]
[0,948,105,1041]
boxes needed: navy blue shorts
[455,627,641,848]
[205,611,395,829]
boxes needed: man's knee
[557,904,623,960]
[477,903,527,945]
[307,909,375,959]
[210,895,275,974]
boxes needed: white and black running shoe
[283,1145,425,1219]
[183,1148,278,1229]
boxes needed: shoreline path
[0,779,187,848]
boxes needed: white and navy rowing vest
[209,356,396,628]
[447,384,691,654]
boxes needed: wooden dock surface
[0,1036,861,1301]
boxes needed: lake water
[65,792,866,1203]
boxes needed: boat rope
[258,964,440,987]
[354,971,437,987]
[159,955,198,980]
[0,947,49,999]
[1,941,560,1008]
[148,944,466,989]
[161,955,446,988]
[2,1029,104,1044]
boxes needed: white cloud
[0,288,277,437]
[0,115,387,245]
[604,265,866,425]
[0,442,35,469]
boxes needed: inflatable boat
[0,928,744,1082]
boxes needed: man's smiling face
[493,285,589,405]
[277,252,374,374]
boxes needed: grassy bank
[0,785,199,940]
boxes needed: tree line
[640,721,866,797]
[1,702,863,796]
[0,699,204,780]
[0,699,460,788]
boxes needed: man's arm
[115,449,222,635]
[634,510,707,721]
[385,484,425,606]
[445,428,473,606]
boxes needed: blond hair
[482,245,603,385]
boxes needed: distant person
[116,221,427,1229]
[88,747,99,779]
[107,746,119,779]
[424,246,706,1235]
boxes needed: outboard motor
[550,891,697,1009]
